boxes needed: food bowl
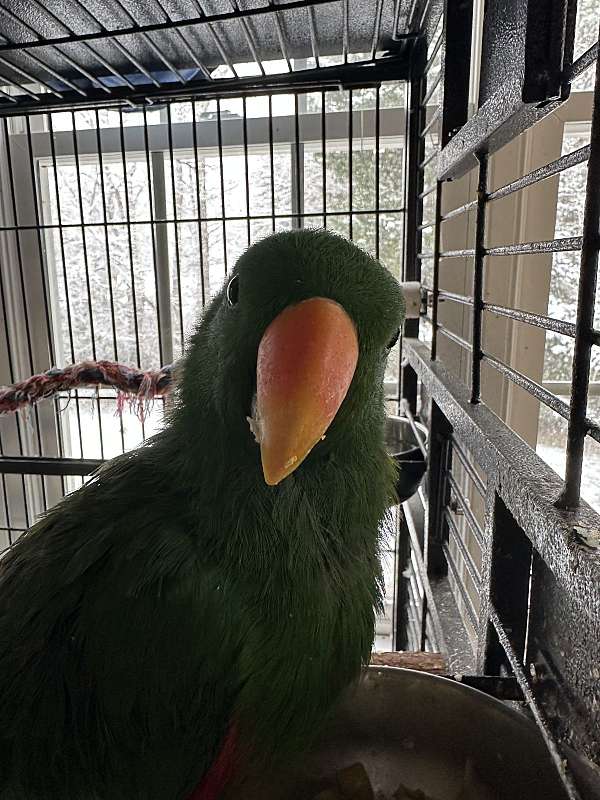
[385,416,428,503]
[230,667,573,800]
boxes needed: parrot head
[177,229,405,487]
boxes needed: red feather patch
[187,725,238,800]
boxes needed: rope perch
[0,361,175,421]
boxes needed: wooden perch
[370,651,447,674]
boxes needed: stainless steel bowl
[230,667,571,799]
[385,416,428,503]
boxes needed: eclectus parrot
[0,229,405,800]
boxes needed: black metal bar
[485,236,583,257]
[0,56,414,115]
[489,606,584,800]
[451,437,486,497]
[471,153,488,404]
[111,39,161,89]
[348,89,353,239]
[293,94,303,230]
[399,398,427,456]
[420,107,440,138]
[93,110,126,453]
[0,206,407,234]
[569,42,599,82]
[307,5,321,69]
[440,198,477,222]
[437,289,472,306]
[141,106,166,365]
[403,495,445,647]
[321,90,327,229]
[488,146,591,203]
[0,3,100,93]
[370,0,384,60]
[0,76,31,102]
[424,400,452,581]
[442,540,478,628]
[151,0,212,81]
[438,248,475,258]
[0,0,339,54]
[422,71,442,108]
[69,112,105,460]
[444,507,481,586]
[430,182,441,360]
[166,104,185,353]
[424,33,443,75]
[230,0,266,76]
[190,0,238,79]
[117,109,142,367]
[47,114,85,457]
[558,42,600,509]
[483,302,577,338]
[268,94,276,232]
[191,102,207,307]
[375,85,380,258]
[216,98,228,273]
[242,96,251,247]
[342,0,349,62]
[446,471,484,547]
[270,0,292,72]
[417,183,437,200]
[2,3,109,95]
[481,351,572,422]
[418,149,437,171]
[0,456,103,476]
[0,54,63,98]
[437,322,473,353]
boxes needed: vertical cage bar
[166,104,185,354]
[470,152,488,405]
[321,90,327,228]
[348,89,353,239]
[141,106,166,367]
[47,114,85,460]
[401,76,426,415]
[557,42,600,509]
[268,94,276,232]
[292,94,303,229]
[117,109,142,367]
[70,111,104,460]
[242,97,251,246]
[191,101,207,306]
[216,98,228,273]
[93,111,119,363]
[430,181,442,360]
[375,85,380,259]
[93,110,126,454]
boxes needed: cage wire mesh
[0,79,407,648]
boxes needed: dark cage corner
[0,0,599,798]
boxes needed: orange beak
[253,297,359,486]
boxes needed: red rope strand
[0,361,175,421]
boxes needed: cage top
[0,0,418,114]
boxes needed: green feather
[0,229,404,799]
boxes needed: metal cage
[0,1,599,798]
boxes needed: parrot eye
[226,275,239,307]
[387,327,400,350]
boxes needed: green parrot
[0,229,404,800]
